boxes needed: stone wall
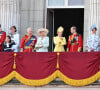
[20,0,46,38]
[83,0,100,51]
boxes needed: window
[68,0,84,6]
[0,0,20,34]
[48,0,64,6]
[47,0,84,8]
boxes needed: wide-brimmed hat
[37,28,49,36]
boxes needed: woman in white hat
[87,24,99,52]
[53,26,67,52]
[35,28,49,52]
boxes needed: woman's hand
[90,48,94,52]
[38,45,43,48]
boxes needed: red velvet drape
[15,52,57,79]
[59,52,100,79]
[0,52,100,86]
[0,52,14,78]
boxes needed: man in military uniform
[67,26,83,52]
[20,28,37,52]
[0,24,6,51]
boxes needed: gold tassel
[13,63,16,69]
[13,53,17,69]
[56,63,59,69]
[56,53,60,69]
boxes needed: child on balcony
[2,36,15,52]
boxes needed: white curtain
[0,0,20,34]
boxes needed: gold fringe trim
[0,70,100,86]
[0,71,57,86]
[0,71,15,85]
[57,71,100,86]
[15,71,58,86]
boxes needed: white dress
[35,37,49,52]
[87,34,99,52]
[10,33,20,52]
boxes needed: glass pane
[68,0,84,6]
[48,0,64,6]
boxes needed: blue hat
[90,24,97,31]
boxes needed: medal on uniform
[0,35,1,39]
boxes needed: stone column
[20,0,46,38]
[84,0,100,51]
[32,0,46,35]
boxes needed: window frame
[46,0,84,8]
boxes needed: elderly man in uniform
[0,24,6,51]
[67,26,83,52]
[87,24,99,52]
[20,28,37,52]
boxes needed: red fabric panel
[0,52,14,78]
[0,52,100,82]
[59,52,100,80]
[16,52,57,79]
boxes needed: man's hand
[20,48,24,52]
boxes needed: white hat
[90,24,97,31]
[37,28,49,36]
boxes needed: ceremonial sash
[0,31,4,36]
[24,36,36,47]
[71,34,80,43]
